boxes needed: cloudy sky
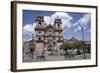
[23,10,91,41]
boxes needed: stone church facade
[31,15,63,53]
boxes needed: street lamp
[79,24,87,59]
[81,27,86,59]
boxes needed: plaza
[23,53,91,62]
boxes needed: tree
[60,43,69,52]
[29,47,35,59]
[75,42,81,54]
[85,44,91,53]
[60,43,68,59]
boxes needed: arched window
[38,37,41,41]
[58,24,60,27]
[59,37,60,41]
[39,22,41,25]
[59,32,61,34]
[38,31,41,33]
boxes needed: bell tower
[35,15,45,27]
[54,16,62,29]
[54,17,63,49]
[35,15,45,52]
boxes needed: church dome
[46,24,54,29]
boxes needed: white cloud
[74,26,81,32]
[44,16,51,25]
[63,19,72,28]
[73,14,91,32]
[51,12,72,20]
[23,23,36,34]
[32,23,36,34]
[51,12,73,28]
[43,12,73,28]
[23,31,32,41]
[73,14,91,27]
[79,14,91,27]
[73,21,80,26]
[23,23,36,41]
[23,24,33,32]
